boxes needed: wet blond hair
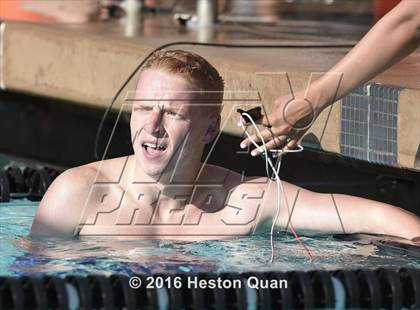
[140,49,224,113]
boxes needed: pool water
[1,200,419,277]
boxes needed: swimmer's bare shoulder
[30,156,128,237]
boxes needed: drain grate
[340,83,401,166]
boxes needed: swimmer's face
[131,69,217,177]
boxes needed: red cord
[283,191,314,264]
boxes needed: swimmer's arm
[30,168,94,237]
[257,180,420,241]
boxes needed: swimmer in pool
[30,50,420,242]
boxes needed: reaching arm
[257,179,420,241]
[313,0,420,109]
[241,0,420,152]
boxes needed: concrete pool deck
[0,18,419,170]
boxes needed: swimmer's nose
[145,108,166,137]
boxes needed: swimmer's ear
[202,114,220,143]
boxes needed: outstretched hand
[240,91,322,156]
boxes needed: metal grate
[340,83,401,166]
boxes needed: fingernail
[251,150,257,156]
[240,143,246,149]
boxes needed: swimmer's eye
[165,110,186,120]
[166,111,179,117]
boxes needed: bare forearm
[331,194,420,240]
[310,0,420,110]
[269,182,420,240]
[275,191,377,236]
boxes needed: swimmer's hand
[240,90,322,155]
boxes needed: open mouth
[141,142,168,158]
